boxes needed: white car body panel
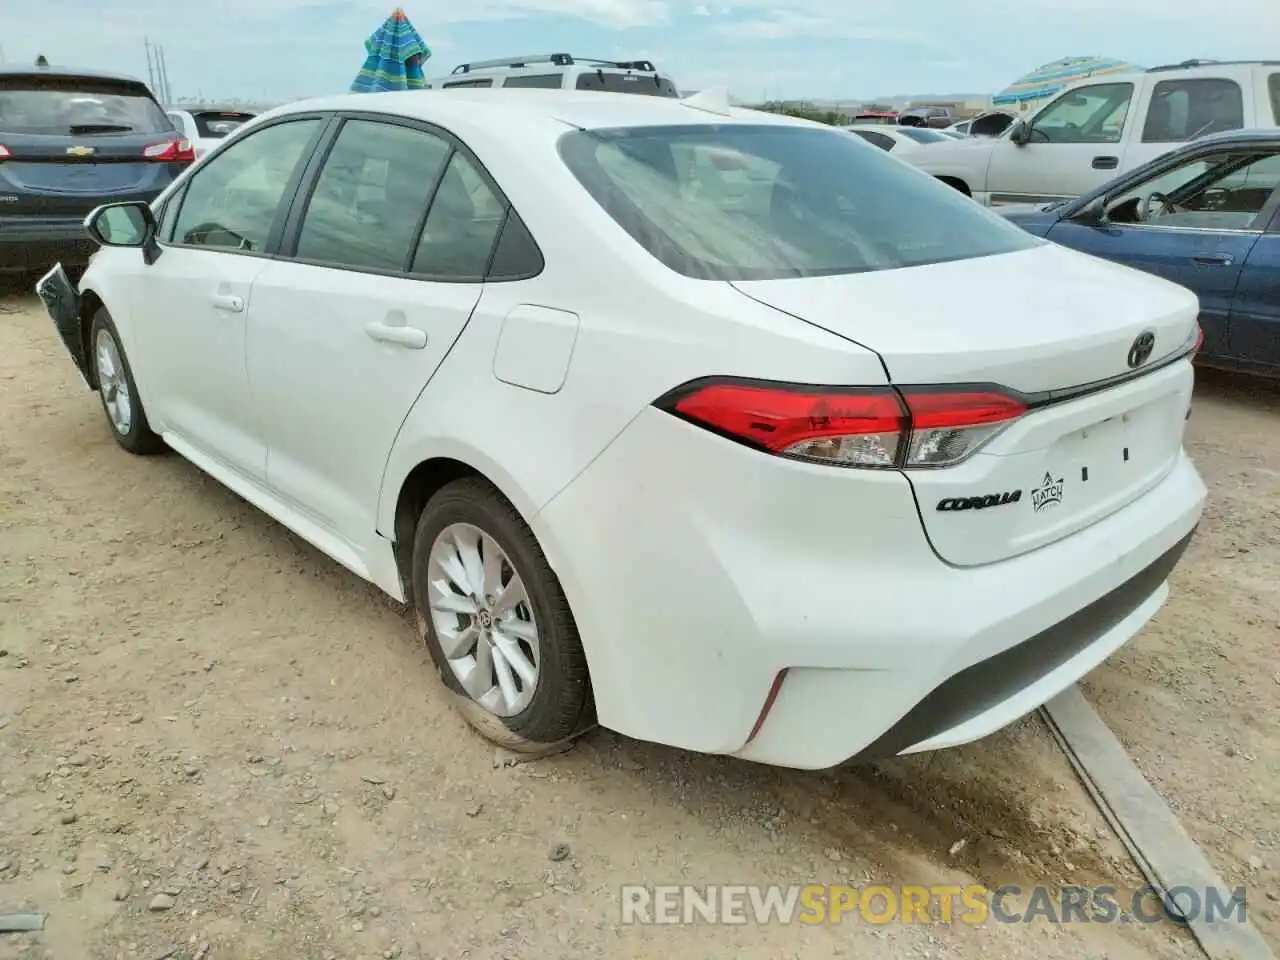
[70,89,1207,769]
[906,63,1280,204]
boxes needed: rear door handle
[1192,253,1234,266]
[209,293,244,312]
[1092,156,1119,170]
[365,321,427,349]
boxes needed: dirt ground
[0,284,1274,960]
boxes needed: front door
[129,116,326,480]
[246,118,507,551]
[987,81,1136,204]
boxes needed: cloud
[2,0,1277,102]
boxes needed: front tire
[89,308,164,455]
[412,477,593,751]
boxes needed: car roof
[0,64,148,85]
[267,88,810,134]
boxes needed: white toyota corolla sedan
[36,88,1206,770]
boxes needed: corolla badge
[1127,330,1156,369]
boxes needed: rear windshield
[192,111,254,138]
[0,76,171,136]
[575,72,678,97]
[897,127,950,144]
[558,123,1040,281]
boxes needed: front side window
[1031,83,1134,144]
[1106,150,1280,230]
[172,118,320,251]
[1142,78,1244,143]
[502,73,563,89]
[559,123,1041,281]
[410,152,507,279]
[294,119,451,271]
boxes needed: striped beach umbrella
[350,8,432,93]
[992,56,1142,106]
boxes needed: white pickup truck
[909,60,1280,205]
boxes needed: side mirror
[1008,120,1031,146]
[84,202,161,264]
[1069,195,1107,225]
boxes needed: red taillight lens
[143,138,195,163]
[1192,324,1204,355]
[0,144,10,160]
[660,379,1026,469]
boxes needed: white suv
[427,53,679,97]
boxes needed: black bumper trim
[852,526,1198,762]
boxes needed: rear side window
[559,123,1040,281]
[191,111,254,138]
[443,78,493,88]
[410,152,506,279]
[501,74,563,89]
[1143,78,1244,142]
[851,130,894,151]
[0,75,172,135]
[575,72,678,97]
[172,119,320,252]
[295,119,451,272]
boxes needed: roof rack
[1147,58,1280,72]
[451,53,657,75]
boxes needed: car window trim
[162,113,335,259]
[273,110,541,284]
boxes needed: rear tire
[89,308,165,455]
[411,477,593,752]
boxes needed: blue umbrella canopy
[350,7,432,93]
[992,56,1141,106]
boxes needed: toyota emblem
[1127,330,1156,369]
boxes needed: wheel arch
[936,175,972,196]
[77,287,105,390]
[384,448,542,607]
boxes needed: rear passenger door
[244,114,515,557]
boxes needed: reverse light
[658,378,1027,469]
[143,138,196,163]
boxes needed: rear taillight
[0,144,10,159]
[143,139,195,163]
[1192,323,1204,355]
[657,378,1027,469]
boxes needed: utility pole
[144,38,157,92]
[157,44,172,103]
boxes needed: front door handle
[209,293,244,312]
[1192,253,1234,266]
[365,321,427,349]
[1092,155,1119,170]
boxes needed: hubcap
[426,522,540,717]
[94,329,133,435]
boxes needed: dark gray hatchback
[0,62,193,275]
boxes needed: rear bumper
[0,217,96,272]
[534,406,1206,770]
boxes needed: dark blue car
[1001,129,1280,378]
[0,60,194,277]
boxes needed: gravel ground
[1,286,1272,959]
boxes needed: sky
[3,0,1280,104]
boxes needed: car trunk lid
[732,243,1199,566]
